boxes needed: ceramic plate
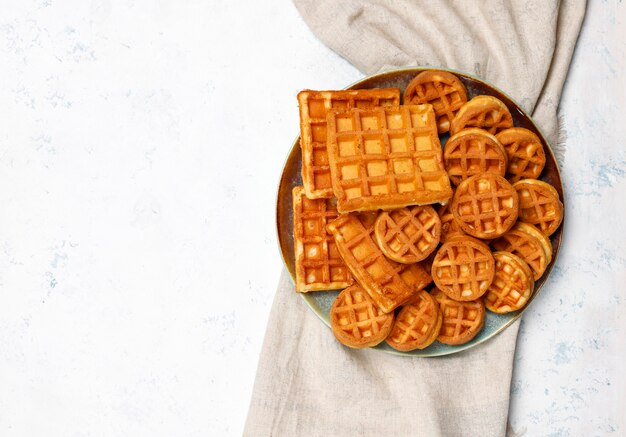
[276,67,564,356]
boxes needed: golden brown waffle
[386,290,442,351]
[298,89,401,198]
[451,173,519,239]
[292,186,353,292]
[496,128,546,182]
[437,203,466,241]
[326,104,453,213]
[397,261,433,292]
[374,205,441,263]
[449,95,513,136]
[431,288,485,345]
[491,222,552,280]
[513,179,564,236]
[516,222,553,266]
[326,214,419,313]
[330,285,395,348]
[403,70,468,134]
[485,252,535,314]
[431,235,495,301]
[443,128,508,186]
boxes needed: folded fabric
[245,1,586,435]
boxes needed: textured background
[0,1,624,436]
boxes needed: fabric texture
[245,1,586,436]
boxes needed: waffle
[403,70,468,134]
[326,214,421,313]
[451,173,519,239]
[443,128,508,186]
[491,222,552,280]
[298,89,401,198]
[431,235,495,301]
[431,288,485,345]
[496,128,546,182]
[330,285,395,348]
[326,104,453,213]
[516,222,553,266]
[513,179,564,236]
[386,290,442,351]
[397,261,433,292]
[292,186,353,292]
[437,203,466,241]
[449,95,513,136]
[485,251,535,314]
[374,205,441,263]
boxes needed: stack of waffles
[292,70,564,351]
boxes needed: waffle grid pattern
[496,129,546,182]
[443,130,507,186]
[298,89,400,198]
[331,286,392,346]
[492,230,547,280]
[327,105,452,212]
[404,72,467,133]
[327,214,418,313]
[451,96,513,135]
[433,289,485,345]
[515,181,563,236]
[462,111,511,134]
[387,291,439,350]
[293,187,352,291]
[485,252,533,313]
[375,206,441,263]
[432,238,495,300]
[452,174,518,238]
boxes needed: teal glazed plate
[276,67,564,356]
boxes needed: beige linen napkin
[245,1,585,436]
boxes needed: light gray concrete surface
[0,1,623,436]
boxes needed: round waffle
[403,70,468,134]
[330,285,395,348]
[485,252,535,314]
[374,205,441,264]
[431,235,495,301]
[516,222,552,265]
[513,179,564,236]
[431,288,485,345]
[496,128,546,182]
[449,95,513,135]
[443,128,508,186]
[437,203,466,241]
[491,222,552,280]
[386,290,442,351]
[451,173,519,239]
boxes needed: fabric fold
[245,1,586,435]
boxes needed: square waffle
[298,89,400,199]
[326,104,453,213]
[292,186,353,292]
